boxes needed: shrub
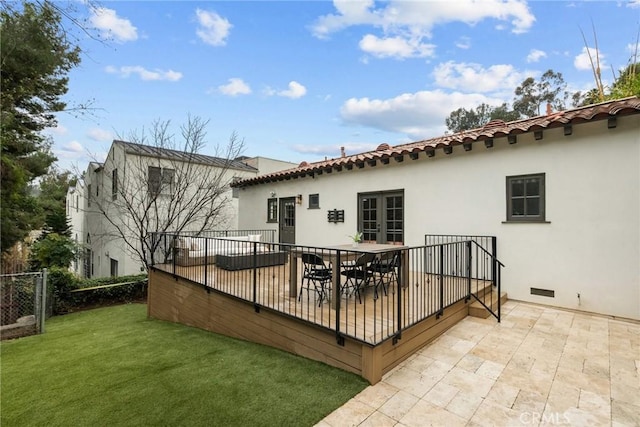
[52,273,148,315]
[78,273,147,289]
[47,267,79,314]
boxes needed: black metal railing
[176,229,277,241]
[425,234,497,278]
[149,232,503,345]
[148,229,276,267]
[424,234,503,321]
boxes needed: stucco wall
[238,116,640,320]
[241,156,298,176]
[66,183,86,277]
[75,143,260,278]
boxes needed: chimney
[546,103,552,115]
[340,146,346,157]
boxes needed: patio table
[289,243,408,309]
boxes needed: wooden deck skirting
[148,268,472,384]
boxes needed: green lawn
[1,303,368,426]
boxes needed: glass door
[358,191,404,244]
[279,197,296,244]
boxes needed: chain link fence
[0,270,48,340]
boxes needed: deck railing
[148,229,276,266]
[425,234,503,321]
[174,229,277,241]
[149,233,502,345]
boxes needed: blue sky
[48,0,640,172]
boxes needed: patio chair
[298,253,332,306]
[340,252,376,304]
[368,251,399,299]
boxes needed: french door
[279,197,296,244]
[358,190,404,244]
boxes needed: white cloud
[87,128,113,142]
[359,35,435,59]
[628,0,640,8]
[574,46,605,71]
[218,78,252,96]
[45,123,68,136]
[340,90,504,140]
[53,141,107,172]
[626,43,639,55]
[526,49,547,63]
[311,0,378,39]
[195,9,232,46]
[266,81,307,99]
[311,0,535,59]
[433,61,528,93]
[90,7,138,43]
[62,141,85,154]
[106,65,183,81]
[455,37,471,49]
[54,141,86,163]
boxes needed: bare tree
[87,116,245,270]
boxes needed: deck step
[469,292,508,319]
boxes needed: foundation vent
[530,288,555,298]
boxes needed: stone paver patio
[317,301,640,427]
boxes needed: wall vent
[530,287,555,298]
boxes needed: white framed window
[267,198,278,223]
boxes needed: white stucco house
[65,180,85,273]
[67,140,296,279]
[235,97,640,321]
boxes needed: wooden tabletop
[323,243,408,253]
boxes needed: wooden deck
[148,256,496,384]
[153,260,491,345]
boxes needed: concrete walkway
[317,301,640,426]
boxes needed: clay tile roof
[483,119,506,129]
[236,97,640,187]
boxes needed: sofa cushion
[217,236,250,241]
[189,250,209,258]
[190,238,206,251]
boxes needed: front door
[279,197,296,244]
[358,191,404,244]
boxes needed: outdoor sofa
[174,235,287,270]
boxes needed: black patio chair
[298,253,332,306]
[340,252,376,304]
[368,250,400,299]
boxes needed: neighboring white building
[235,97,640,320]
[67,140,296,278]
[65,182,85,274]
